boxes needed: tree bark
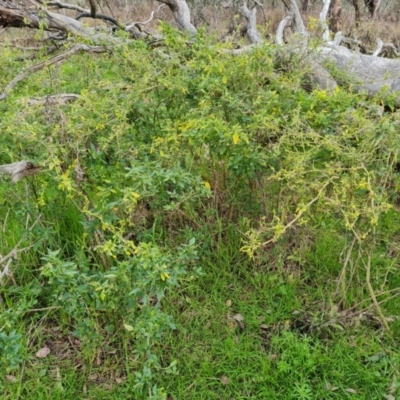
[352,0,362,27]
[328,0,342,33]
[301,0,310,12]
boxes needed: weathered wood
[320,44,400,102]
[1,0,400,105]
[156,0,197,35]
[0,0,90,35]
[0,161,42,183]
[240,0,263,45]
[25,94,82,106]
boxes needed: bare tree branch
[0,0,90,36]
[38,0,86,13]
[373,38,384,57]
[0,44,108,101]
[276,13,293,45]
[75,11,120,27]
[25,93,82,106]
[288,0,308,41]
[240,0,263,44]
[320,0,331,42]
[126,3,165,29]
[157,0,197,34]
[372,38,400,57]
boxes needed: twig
[24,306,62,312]
[0,241,34,284]
[345,287,400,313]
[126,3,165,29]
[38,0,86,13]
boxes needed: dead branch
[320,43,400,104]
[372,0,381,19]
[126,3,165,29]
[0,257,13,285]
[332,32,367,53]
[38,0,118,25]
[76,11,120,27]
[287,0,308,43]
[156,0,197,35]
[41,0,86,13]
[0,0,91,36]
[240,0,263,45]
[25,93,82,106]
[373,39,400,57]
[373,38,384,57]
[0,44,108,101]
[0,161,42,183]
[320,0,331,42]
[364,254,390,330]
[276,13,293,45]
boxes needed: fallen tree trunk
[320,44,400,101]
[1,0,400,104]
[278,0,400,102]
[0,0,91,36]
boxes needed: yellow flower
[160,272,170,281]
[232,132,240,144]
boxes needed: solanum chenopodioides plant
[240,87,399,311]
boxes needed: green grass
[1,220,400,399]
[155,227,399,399]
[4,223,400,400]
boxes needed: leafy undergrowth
[1,28,400,399]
